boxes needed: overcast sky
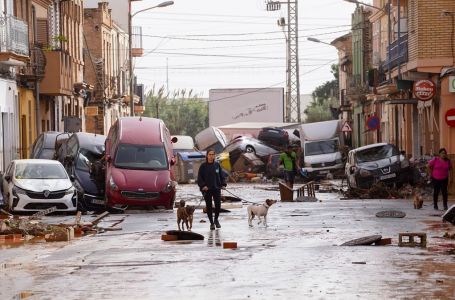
[132,0,368,97]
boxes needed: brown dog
[247,199,277,227]
[185,205,195,231]
[177,200,196,231]
[413,189,424,209]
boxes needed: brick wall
[408,0,455,61]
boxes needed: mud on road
[1,182,455,299]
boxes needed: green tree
[144,85,208,137]
[305,64,340,122]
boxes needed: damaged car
[345,143,411,189]
[56,132,106,211]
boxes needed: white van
[171,135,195,154]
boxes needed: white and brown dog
[247,199,277,227]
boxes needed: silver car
[345,143,411,189]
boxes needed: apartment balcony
[18,45,47,82]
[382,34,408,71]
[131,26,143,57]
[0,15,29,66]
[346,74,369,100]
[40,50,73,96]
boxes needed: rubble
[343,181,409,199]
[0,210,119,244]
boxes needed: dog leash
[223,188,262,205]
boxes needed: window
[114,144,168,170]
[15,163,68,179]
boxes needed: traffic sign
[445,108,455,127]
[341,121,352,132]
[366,116,380,130]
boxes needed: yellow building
[18,88,37,159]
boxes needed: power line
[148,50,336,61]
[138,25,350,37]
[140,28,351,42]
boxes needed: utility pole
[267,0,301,123]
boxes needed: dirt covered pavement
[1,182,455,299]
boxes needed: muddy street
[1,182,455,299]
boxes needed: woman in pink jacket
[428,148,453,210]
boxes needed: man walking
[279,145,298,189]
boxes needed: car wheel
[245,145,255,154]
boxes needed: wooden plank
[30,206,57,219]
[75,211,82,226]
[90,211,110,225]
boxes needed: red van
[105,117,177,209]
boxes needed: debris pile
[0,209,118,243]
[344,182,407,199]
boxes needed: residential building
[1,0,29,169]
[83,2,130,135]
[331,33,353,147]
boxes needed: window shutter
[36,18,49,47]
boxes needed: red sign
[366,116,380,130]
[445,108,455,127]
[414,79,436,101]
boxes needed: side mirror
[69,175,75,182]
[170,157,176,166]
[349,166,356,174]
[171,137,178,143]
[4,175,11,182]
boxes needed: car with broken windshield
[345,143,410,189]
[55,132,106,211]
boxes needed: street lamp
[128,1,174,117]
[307,37,332,46]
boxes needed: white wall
[209,88,284,127]
[0,79,19,171]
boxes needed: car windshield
[305,139,338,156]
[356,144,399,163]
[76,149,104,172]
[15,163,68,179]
[114,144,168,170]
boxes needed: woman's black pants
[203,189,221,225]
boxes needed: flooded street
[1,182,455,299]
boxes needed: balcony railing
[0,15,29,56]
[382,34,408,71]
[132,26,143,57]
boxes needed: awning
[387,99,418,105]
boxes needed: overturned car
[345,143,411,189]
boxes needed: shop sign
[449,76,455,93]
[413,79,436,101]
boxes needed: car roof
[350,143,390,153]
[119,117,163,145]
[73,132,106,154]
[13,159,62,165]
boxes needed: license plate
[319,170,329,174]
[380,173,396,180]
[91,199,105,205]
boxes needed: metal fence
[0,15,29,56]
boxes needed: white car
[2,159,77,212]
